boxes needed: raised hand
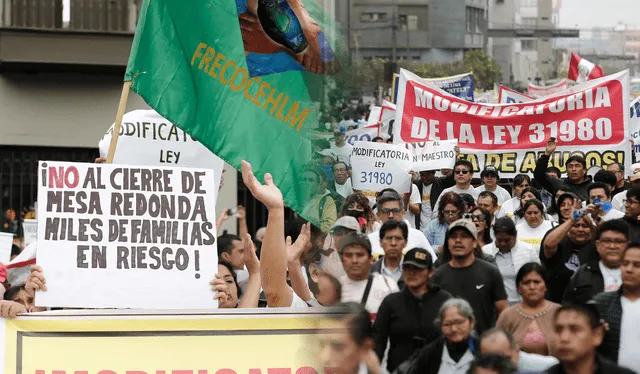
[286,223,311,265]
[241,160,284,210]
[25,265,46,298]
[210,273,230,305]
[243,233,260,276]
[545,137,558,156]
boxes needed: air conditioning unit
[69,0,130,32]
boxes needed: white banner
[498,86,534,104]
[379,100,396,139]
[351,141,412,193]
[36,161,218,309]
[394,68,631,178]
[475,91,495,104]
[345,125,380,145]
[98,110,224,191]
[408,139,459,172]
[528,79,569,98]
[0,233,13,264]
[367,106,382,125]
[22,219,37,248]
[630,96,640,162]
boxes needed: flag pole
[106,81,133,164]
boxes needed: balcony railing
[0,0,139,32]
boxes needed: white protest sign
[367,106,382,125]
[351,141,412,193]
[36,161,218,309]
[527,79,568,98]
[0,233,13,264]
[379,101,396,139]
[407,139,459,172]
[630,96,640,162]
[98,110,224,191]
[22,219,37,248]
[498,86,534,104]
[475,91,495,103]
[345,125,380,145]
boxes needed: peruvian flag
[568,53,604,82]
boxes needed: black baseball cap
[402,248,433,269]
[481,166,499,179]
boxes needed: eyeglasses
[624,199,640,206]
[597,239,628,246]
[381,208,402,215]
[443,210,460,216]
[463,213,486,222]
[454,170,470,175]
[301,177,316,183]
[442,319,468,329]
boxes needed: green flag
[125,0,343,230]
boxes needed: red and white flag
[568,53,604,83]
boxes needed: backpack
[318,191,345,219]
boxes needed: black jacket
[623,215,640,242]
[413,173,455,229]
[563,260,605,305]
[534,153,593,201]
[370,257,405,289]
[545,354,635,374]
[372,287,452,372]
[409,336,480,374]
[592,288,625,363]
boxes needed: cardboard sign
[98,109,224,190]
[367,106,382,125]
[36,161,218,309]
[345,125,380,145]
[0,233,13,264]
[22,219,37,248]
[351,141,412,193]
[394,68,631,178]
[407,139,459,172]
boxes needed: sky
[558,0,639,29]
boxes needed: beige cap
[447,219,478,240]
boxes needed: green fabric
[125,0,343,228]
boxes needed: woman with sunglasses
[425,192,465,249]
[497,174,531,220]
[465,207,493,248]
[372,248,452,372]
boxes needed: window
[361,12,387,22]
[521,0,537,7]
[521,39,536,50]
[399,14,419,31]
[521,17,537,27]
[466,7,484,33]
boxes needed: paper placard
[98,109,224,190]
[22,219,37,248]
[345,125,380,145]
[408,139,459,172]
[0,233,13,264]
[36,161,218,309]
[351,141,412,193]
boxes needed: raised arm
[238,233,261,308]
[542,216,575,259]
[241,160,292,307]
[287,223,313,302]
[533,138,563,195]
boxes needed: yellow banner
[2,310,338,374]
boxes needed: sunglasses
[381,208,402,214]
[463,213,486,222]
[454,170,470,175]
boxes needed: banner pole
[106,81,133,164]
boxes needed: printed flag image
[125,0,344,230]
[237,0,341,76]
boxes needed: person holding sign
[534,138,593,202]
[367,190,436,261]
[431,160,480,220]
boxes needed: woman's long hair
[437,192,465,225]
[514,187,542,219]
[339,192,376,232]
[511,174,531,198]
[470,206,493,245]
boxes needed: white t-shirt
[497,197,520,219]
[600,208,624,222]
[368,227,436,260]
[599,262,622,292]
[334,178,354,198]
[619,296,640,373]
[516,220,555,248]
[405,184,421,229]
[289,287,311,308]
[331,142,354,166]
[475,184,512,206]
[420,183,434,229]
[432,185,480,218]
[340,273,399,316]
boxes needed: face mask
[346,210,364,218]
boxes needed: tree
[462,49,503,91]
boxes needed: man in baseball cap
[330,216,362,252]
[477,166,511,205]
[432,219,508,335]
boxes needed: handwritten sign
[98,109,224,190]
[408,139,459,172]
[22,219,37,248]
[351,141,412,193]
[36,161,218,309]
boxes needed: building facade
[0,0,240,234]
[335,0,488,63]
